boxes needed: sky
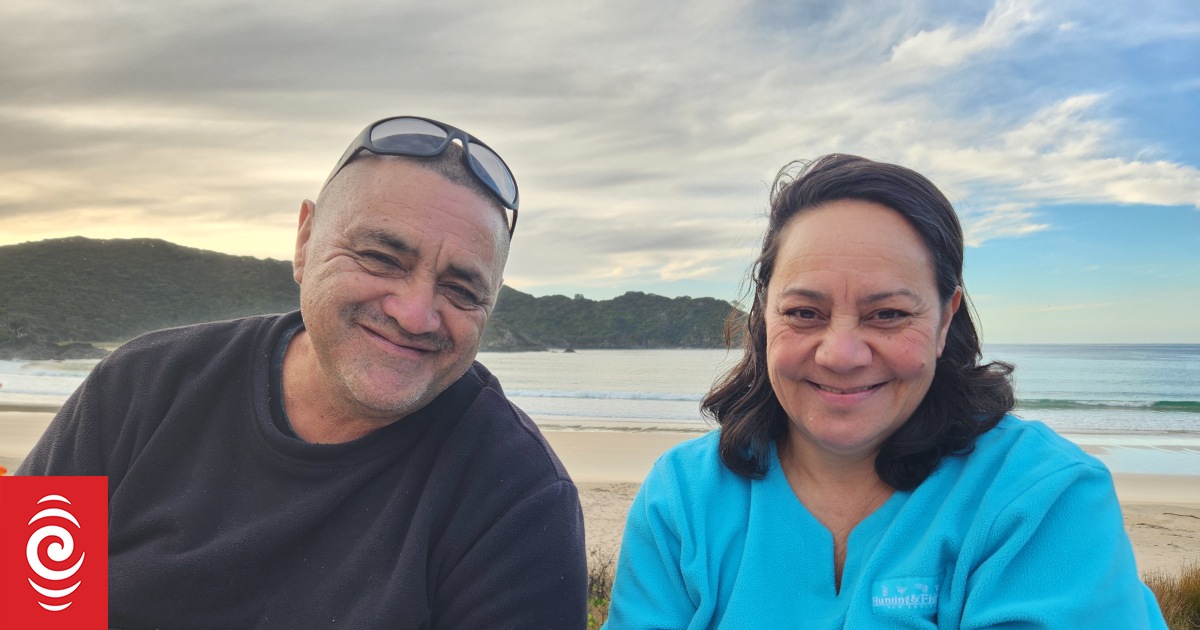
[1,0,1197,343]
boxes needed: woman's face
[764,199,961,463]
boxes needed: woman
[605,155,1166,628]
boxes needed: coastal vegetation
[587,549,615,629]
[0,237,738,353]
[0,237,298,344]
[1145,560,1200,629]
[489,286,735,350]
[583,558,1200,629]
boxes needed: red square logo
[0,477,107,630]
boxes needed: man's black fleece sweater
[19,312,587,629]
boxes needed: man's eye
[444,284,481,306]
[358,252,402,273]
[362,252,394,265]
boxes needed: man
[20,116,588,628]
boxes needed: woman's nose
[814,321,872,372]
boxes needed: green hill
[0,237,740,349]
[491,287,736,349]
[0,237,299,343]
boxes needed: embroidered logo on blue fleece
[871,577,939,611]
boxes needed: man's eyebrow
[358,229,417,256]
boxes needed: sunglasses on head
[323,116,520,235]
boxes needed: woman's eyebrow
[860,289,922,305]
[777,288,828,302]
[776,288,920,302]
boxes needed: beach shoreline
[542,429,1200,577]
[3,408,1198,576]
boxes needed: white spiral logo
[26,494,86,612]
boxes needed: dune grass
[587,549,615,629]
[1145,561,1200,630]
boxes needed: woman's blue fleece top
[605,415,1166,629]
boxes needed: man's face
[293,158,508,422]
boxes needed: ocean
[490,344,1200,431]
[3,344,1198,474]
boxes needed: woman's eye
[786,308,820,320]
[875,309,909,321]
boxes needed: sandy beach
[543,429,1200,577]
[4,409,1198,576]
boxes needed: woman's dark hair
[703,154,1014,490]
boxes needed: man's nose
[380,281,441,336]
[814,320,872,373]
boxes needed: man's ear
[293,200,317,284]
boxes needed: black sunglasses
[323,116,520,235]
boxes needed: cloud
[888,0,1041,70]
[927,95,1200,212]
[0,0,1197,297]
[961,203,1050,247]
